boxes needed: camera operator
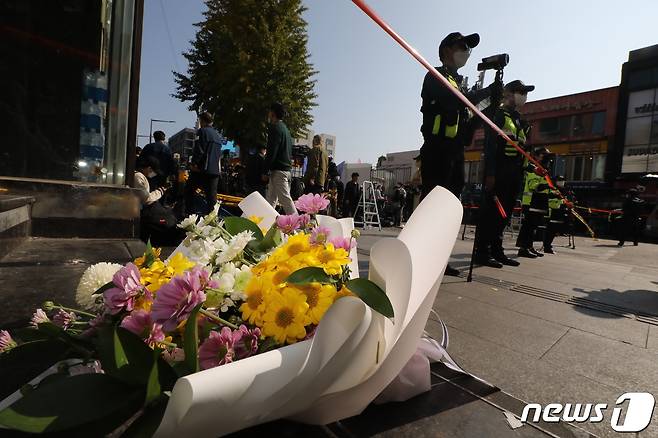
[419,31,500,276]
[474,80,535,268]
[134,155,181,246]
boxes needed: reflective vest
[431,74,460,139]
[521,172,544,206]
[501,110,526,157]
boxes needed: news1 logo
[521,393,655,432]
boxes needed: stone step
[0,194,35,255]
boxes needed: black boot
[518,248,537,258]
[543,246,555,254]
[444,264,461,277]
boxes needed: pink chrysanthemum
[298,214,311,229]
[120,310,152,336]
[295,193,330,214]
[103,263,144,314]
[198,327,236,369]
[233,325,261,359]
[53,309,77,330]
[276,214,301,234]
[0,330,16,353]
[30,308,50,328]
[329,236,356,253]
[151,267,214,331]
[310,226,332,244]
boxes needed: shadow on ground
[572,287,658,318]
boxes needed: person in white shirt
[134,156,165,206]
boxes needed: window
[325,139,334,146]
[625,116,652,146]
[591,112,605,135]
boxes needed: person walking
[343,172,361,219]
[304,135,328,194]
[618,187,645,246]
[184,111,222,215]
[264,102,297,215]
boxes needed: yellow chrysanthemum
[261,287,309,344]
[271,264,293,287]
[133,295,153,312]
[167,252,195,275]
[309,244,350,275]
[284,233,311,258]
[134,248,162,268]
[296,283,337,326]
[240,274,274,325]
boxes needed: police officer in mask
[474,80,535,268]
[420,32,498,276]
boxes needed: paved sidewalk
[359,227,658,438]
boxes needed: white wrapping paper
[156,186,462,436]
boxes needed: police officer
[517,147,551,258]
[474,80,535,267]
[543,176,570,254]
[617,187,646,246]
[420,32,497,276]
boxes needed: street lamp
[149,119,176,143]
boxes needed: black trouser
[419,141,464,200]
[184,171,219,216]
[475,160,522,257]
[517,206,544,249]
[619,216,641,245]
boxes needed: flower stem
[53,305,97,319]
[199,308,239,330]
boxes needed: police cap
[439,32,480,53]
[505,80,535,93]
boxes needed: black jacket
[246,153,267,189]
[192,127,222,176]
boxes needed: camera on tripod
[477,54,509,72]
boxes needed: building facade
[614,44,658,177]
[168,128,196,165]
[0,0,144,238]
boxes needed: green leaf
[145,350,162,405]
[224,216,264,240]
[92,281,115,295]
[258,223,280,252]
[143,240,157,268]
[183,305,202,374]
[96,327,153,385]
[346,278,395,318]
[286,267,334,285]
[0,374,143,433]
[0,339,72,401]
[123,394,169,438]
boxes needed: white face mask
[452,49,471,69]
[514,93,527,108]
[557,181,566,188]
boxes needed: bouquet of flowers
[0,194,393,436]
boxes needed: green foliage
[286,267,335,285]
[0,374,143,433]
[174,0,317,151]
[346,278,395,319]
[184,305,203,374]
[224,216,264,240]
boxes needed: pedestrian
[419,31,498,276]
[140,130,176,189]
[184,111,222,215]
[618,187,645,246]
[474,80,535,268]
[516,147,551,258]
[264,102,297,215]
[304,135,328,194]
[343,172,361,218]
[392,183,407,227]
[246,144,268,198]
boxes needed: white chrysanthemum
[76,262,122,310]
[178,214,199,231]
[216,231,254,265]
[234,269,253,292]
